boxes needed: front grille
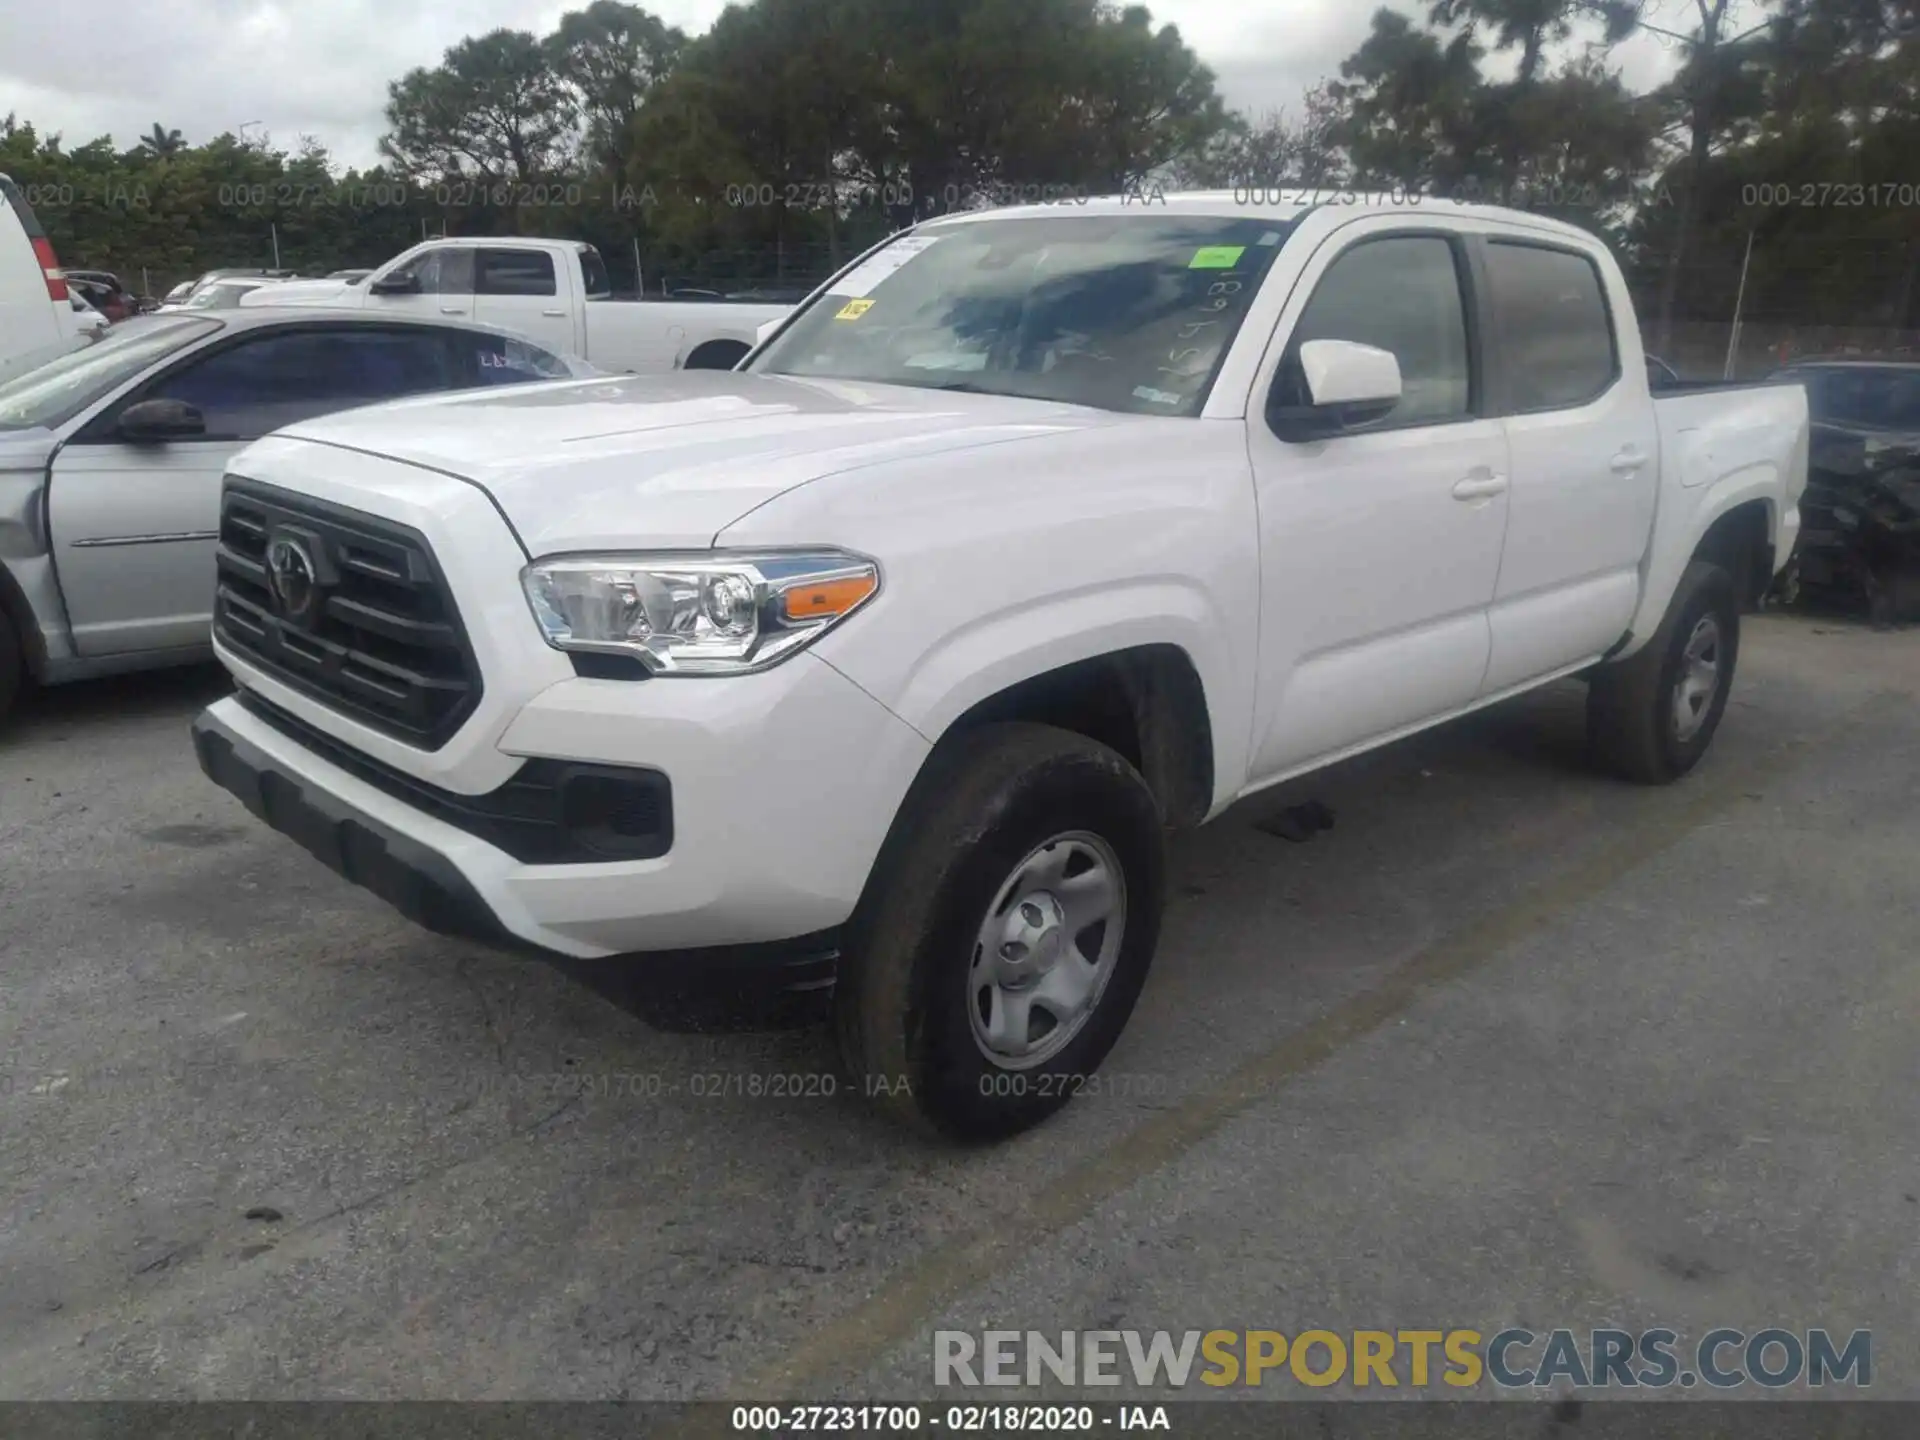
[215,478,482,749]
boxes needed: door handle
[1611,448,1648,475]
[540,309,566,318]
[1452,473,1509,501]
[439,306,467,316]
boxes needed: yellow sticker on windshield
[835,298,875,320]
[1189,246,1246,269]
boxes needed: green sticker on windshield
[1190,246,1246,269]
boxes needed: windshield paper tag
[1189,246,1246,269]
[835,298,876,320]
[829,235,943,298]
[1132,385,1183,406]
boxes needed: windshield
[751,215,1295,416]
[0,317,220,430]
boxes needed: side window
[578,247,612,299]
[477,249,557,297]
[143,327,457,439]
[1485,242,1617,412]
[386,248,474,295]
[1271,236,1472,432]
[461,331,574,387]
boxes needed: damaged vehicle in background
[0,310,595,724]
[1769,359,1920,626]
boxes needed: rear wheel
[835,723,1166,1140]
[1587,560,1740,784]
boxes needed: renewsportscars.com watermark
[934,1328,1872,1391]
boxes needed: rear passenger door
[1479,237,1660,694]
[472,247,575,356]
[47,325,459,655]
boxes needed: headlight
[521,550,879,675]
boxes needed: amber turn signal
[781,573,878,622]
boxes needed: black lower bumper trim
[234,689,673,864]
[193,708,511,945]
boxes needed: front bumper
[195,648,931,961]
[193,706,846,993]
[197,436,933,967]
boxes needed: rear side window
[578,247,611,298]
[478,249,557,297]
[145,326,457,439]
[1485,242,1617,412]
[461,331,574,386]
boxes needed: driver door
[1243,225,1511,784]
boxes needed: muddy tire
[835,723,1166,1141]
[1588,560,1740,785]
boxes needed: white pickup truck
[192,195,1808,1140]
[249,236,788,374]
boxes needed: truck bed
[1623,380,1810,647]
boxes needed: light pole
[237,120,264,146]
[1723,228,1756,381]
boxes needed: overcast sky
[2,0,1700,171]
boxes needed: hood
[241,279,353,307]
[274,370,1134,554]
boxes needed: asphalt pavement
[1,614,1916,1402]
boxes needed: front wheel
[1587,560,1740,784]
[835,723,1166,1140]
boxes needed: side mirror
[368,272,418,296]
[755,317,782,347]
[1271,339,1404,441]
[117,398,206,443]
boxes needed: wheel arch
[680,337,753,371]
[1618,478,1782,660]
[0,557,52,682]
[912,643,1217,830]
[1691,497,1776,610]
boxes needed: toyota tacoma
[192,195,1809,1138]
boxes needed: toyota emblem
[267,535,319,620]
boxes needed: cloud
[1,0,1682,170]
